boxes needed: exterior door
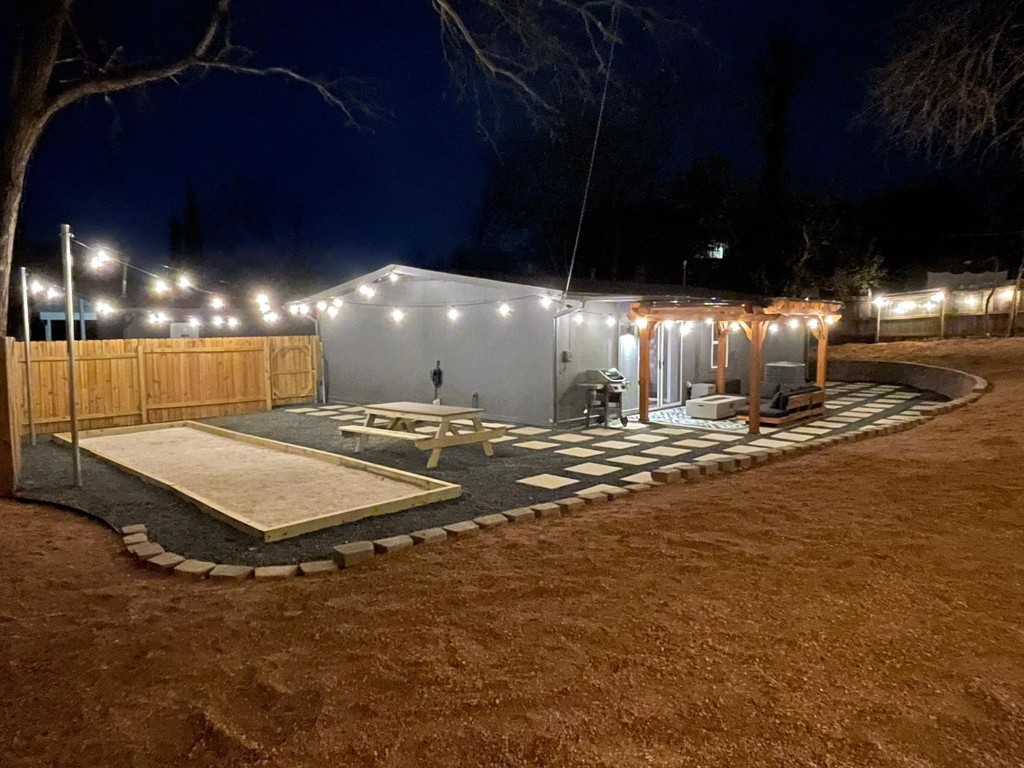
[648,322,684,410]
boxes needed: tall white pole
[20,267,36,445]
[61,224,81,486]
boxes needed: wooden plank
[136,344,148,424]
[340,425,423,441]
[414,427,506,450]
[263,338,273,410]
[0,338,22,494]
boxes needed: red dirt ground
[2,339,1022,767]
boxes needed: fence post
[0,338,23,496]
[136,343,148,424]
[263,337,273,410]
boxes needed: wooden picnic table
[340,401,506,469]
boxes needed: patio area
[17,380,941,566]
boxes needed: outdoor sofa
[736,381,825,426]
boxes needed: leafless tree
[1,0,668,329]
[871,0,1024,162]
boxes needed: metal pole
[78,296,87,340]
[20,267,36,445]
[61,224,82,486]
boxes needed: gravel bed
[18,386,942,566]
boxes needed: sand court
[62,422,460,541]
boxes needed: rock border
[102,364,987,580]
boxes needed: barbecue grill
[579,368,630,427]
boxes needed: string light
[326,305,339,319]
[605,315,616,328]
[728,321,740,332]
[188,317,202,328]
[788,318,800,329]
[45,286,61,300]
[636,317,648,329]
[446,306,460,321]
[704,317,714,325]
[331,297,343,308]
[210,295,225,310]
[388,272,399,283]
[573,312,584,325]
[264,311,280,324]
[177,274,192,290]
[152,279,169,295]
[806,318,819,328]
[94,300,115,316]
[89,249,111,270]
[298,304,310,316]
[227,317,239,329]
[212,315,225,327]
[825,316,837,325]
[358,284,376,298]
[316,300,327,312]
[872,296,886,308]
[769,322,779,333]
[288,304,300,316]
[680,321,693,335]
[498,303,512,317]
[662,319,674,329]
[29,279,43,295]
[390,308,405,323]
[255,292,270,306]
[540,296,553,309]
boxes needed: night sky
[16,0,913,289]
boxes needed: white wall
[320,277,555,424]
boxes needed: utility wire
[563,4,621,299]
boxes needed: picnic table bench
[340,401,506,469]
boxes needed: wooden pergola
[629,298,843,434]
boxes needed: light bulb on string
[326,305,339,319]
[769,322,779,334]
[787,318,800,329]
[227,317,240,329]
[264,311,280,324]
[316,300,327,312]
[153,279,169,295]
[498,303,512,318]
[212,315,225,327]
[358,284,376,298]
[540,296,553,309]
[390,308,405,323]
[255,292,270,306]
[177,274,192,290]
[288,304,300,316]
[572,312,584,325]
[388,272,399,283]
[605,315,616,328]
[331,297,343,308]
[210,295,225,310]
[45,286,61,300]
[447,306,460,321]
[188,317,202,329]
[29,279,43,295]
[298,304,309,316]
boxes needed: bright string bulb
[212,315,225,327]
[255,292,269,306]
[704,317,714,325]
[265,311,279,324]
[316,300,327,312]
[188,317,201,328]
[446,306,460,321]
[288,304,300,316]
[769,322,779,333]
[605,315,616,328]
[636,317,648,329]
[45,287,60,300]
[177,274,192,290]
[298,304,309,316]
[573,312,584,325]
[788,318,800,329]
[227,317,239,329]
[498,303,512,317]
[326,305,339,318]
[331,297,343,308]
[540,296,553,309]
[388,272,399,283]
[153,279,169,295]
[29,279,43,295]
[210,296,225,310]
[390,308,405,323]
[358,284,376,298]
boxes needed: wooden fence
[13,335,319,436]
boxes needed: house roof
[295,264,757,306]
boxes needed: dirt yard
[2,338,1022,768]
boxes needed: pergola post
[742,321,767,435]
[814,317,830,389]
[638,319,652,423]
[715,322,727,394]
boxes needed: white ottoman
[685,395,746,420]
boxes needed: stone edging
[828,359,989,402]
[119,369,985,580]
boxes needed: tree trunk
[0,117,45,331]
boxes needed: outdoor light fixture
[605,315,616,328]
[662,319,674,329]
[540,296,553,309]
[255,292,270,305]
[358,284,376,298]
[390,308,405,323]
[331,297,343,308]
[288,304,300,316]
[326,305,339,318]
[316,300,327,312]
[636,317,648,329]
[188,317,201,328]
[729,321,740,332]
[787,318,800,329]
[29,279,43,295]
[298,304,310,315]
[177,274,192,290]
[153,279,169,295]
[45,286,60,300]
[90,249,111,270]
[227,317,240,329]
[264,311,280,323]
[95,300,115,316]
[872,296,886,308]
[825,316,837,325]
[962,295,979,307]
[210,295,225,310]
[807,318,819,328]
[447,306,460,321]
[704,317,714,325]
[1001,287,1015,302]
[931,291,945,303]
[680,321,693,335]
[498,303,512,317]
[212,315,225,327]
[769,322,779,333]
[389,272,399,282]
[573,312,584,325]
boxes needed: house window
[711,325,728,368]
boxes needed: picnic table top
[363,401,485,418]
